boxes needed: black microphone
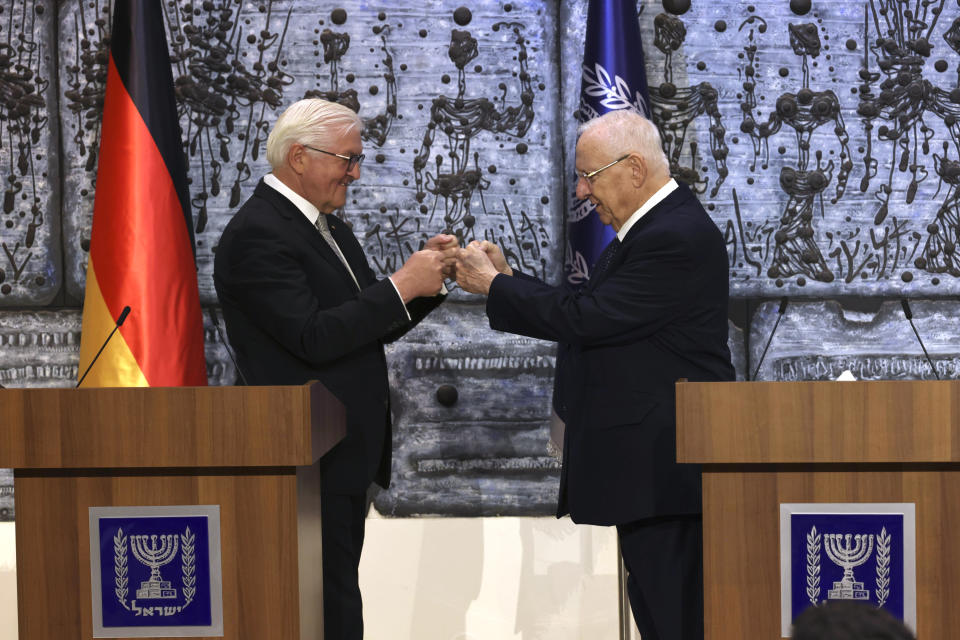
[901,299,939,380]
[76,305,131,388]
[751,297,788,381]
[209,307,248,385]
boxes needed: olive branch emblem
[806,525,822,605]
[876,527,891,607]
[565,244,590,285]
[181,527,197,605]
[114,529,130,610]
[581,62,649,114]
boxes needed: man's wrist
[387,275,414,319]
[483,271,500,295]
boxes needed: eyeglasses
[576,154,630,184]
[301,144,365,172]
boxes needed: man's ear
[287,143,306,175]
[629,153,647,188]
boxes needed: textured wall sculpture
[0,0,59,305]
[2,0,958,518]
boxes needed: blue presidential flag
[89,506,223,637]
[566,0,652,284]
[780,504,916,637]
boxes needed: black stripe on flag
[108,0,195,253]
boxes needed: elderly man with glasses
[456,108,734,640]
[214,98,456,639]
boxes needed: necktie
[315,214,360,289]
[591,238,621,280]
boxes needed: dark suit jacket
[214,179,443,494]
[486,182,734,526]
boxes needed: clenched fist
[455,243,500,295]
[391,250,446,301]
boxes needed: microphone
[76,305,131,388]
[900,299,939,380]
[209,307,248,385]
[751,297,788,381]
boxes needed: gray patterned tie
[315,213,360,289]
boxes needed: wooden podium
[0,383,345,640]
[676,380,960,639]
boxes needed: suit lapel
[585,183,693,291]
[325,214,370,289]
[255,180,361,289]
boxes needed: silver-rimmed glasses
[302,144,365,172]
[576,153,630,184]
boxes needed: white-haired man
[457,109,734,640]
[214,98,455,639]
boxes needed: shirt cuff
[387,276,412,321]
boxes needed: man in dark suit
[456,108,734,640]
[214,98,455,639]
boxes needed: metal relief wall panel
[0,0,60,306]
[328,2,563,290]
[59,0,562,302]
[0,310,80,387]
[750,299,960,381]
[376,305,560,516]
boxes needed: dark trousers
[321,492,367,640]
[617,514,704,640]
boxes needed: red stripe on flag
[89,54,206,386]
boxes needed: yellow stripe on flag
[77,263,149,387]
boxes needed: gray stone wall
[1,0,956,516]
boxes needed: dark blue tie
[591,238,621,280]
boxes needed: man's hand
[455,243,500,295]
[477,240,512,276]
[424,233,460,279]
[391,250,446,302]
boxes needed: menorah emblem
[131,533,180,600]
[825,532,874,600]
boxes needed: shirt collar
[264,173,321,226]
[616,178,679,242]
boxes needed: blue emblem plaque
[780,503,916,638]
[89,505,223,638]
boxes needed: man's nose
[575,176,591,200]
[347,163,361,180]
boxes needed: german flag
[78,0,206,387]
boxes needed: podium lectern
[0,383,345,640]
[677,380,960,639]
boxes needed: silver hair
[266,99,363,170]
[577,109,669,175]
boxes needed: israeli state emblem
[89,506,223,638]
[779,503,916,638]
